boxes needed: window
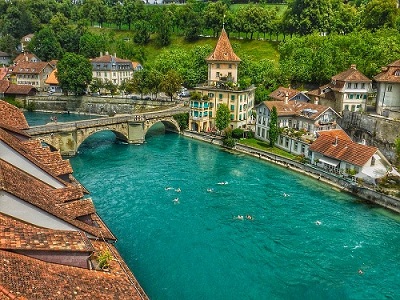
[387,85,392,92]
[230,105,234,111]
[344,105,349,110]
[228,72,232,78]
[216,72,220,78]
[257,127,261,136]
[285,139,289,148]
[361,83,365,89]
[356,94,360,99]
[301,145,305,154]
[294,142,298,151]
[363,94,367,99]
[354,83,358,89]
[228,64,232,69]
[231,95,235,101]
[349,94,354,99]
[395,69,400,76]
[351,105,356,111]
[216,64,220,68]
[230,114,234,120]
[219,94,223,100]
[208,93,214,98]
[347,83,351,88]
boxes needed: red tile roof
[0,100,29,130]
[262,100,337,120]
[45,69,59,85]
[269,86,304,101]
[0,213,94,252]
[332,65,371,82]
[11,62,51,75]
[13,53,39,65]
[0,248,148,299]
[373,59,400,83]
[206,28,241,62]
[0,80,10,93]
[309,135,377,166]
[317,129,352,142]
[0,159,115,240]
[5,84,36,96]
[91,54,132,64]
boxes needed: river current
[26,113,400,300]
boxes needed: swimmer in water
[175,188,181,192]
[283,193,290,197]
[246,215,253,220]
[207,188,213,192]
[358,269,363,275]
[236,215,244,220]
[173,198,179,204]
[315,220,322,225]
[165,187,174,191]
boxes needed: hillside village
[1,6,400,298]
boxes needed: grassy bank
[238,138,297,160]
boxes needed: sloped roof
[0,80,10,93]
[373,59,400,83]
[0,68,8,81]
[309,135,377,166]
[0,213,94,252]
[5,84,36,95]
[269,86,309,101]
[206,28,241,62]
[45,69,59,85]
[332,65,371,82]
[0,248,147,299]
[262,100,338,120]
[317,129,352,142]
[0,159,115,240]
[11,61,51,75]
[91,54,132,64]
[0,100,29,130]
[0,51,11,57]
[13,52,40,65]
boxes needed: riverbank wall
[182,130,400,214]
[25,95,177,115]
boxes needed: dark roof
[206,28,241,62]
[91,54,132,64]
[5,84,36,96]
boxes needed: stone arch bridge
[25,108,187,156]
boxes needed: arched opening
[76,130,128,155]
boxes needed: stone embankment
[182,130,400,214]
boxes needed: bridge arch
[143,117,180,137]
[75,127,129,151]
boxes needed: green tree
[160,70,182,101]
[133,20,151,45]
[362,0,398,31]
[216,103,231,132]
[28,26,63,61]
[103,79,118,97]
[56,52,92,96]
[173,112,189,131]
[268,106,278,147]
[79,32,105,58]
[89,78,104,94]
[128,69,149,98]
[203,1,228,37]
[154,7,173,47]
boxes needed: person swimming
[283,193,290,197]
[175,188,181,192]
[207,188,214,192]
[246,215,253,220]
[217,181,228,185]
[315,220,322,225]
[165,187,174,191]
[173,198,179,204]
[235,215,244,220]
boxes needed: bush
[26,101,36,112]
[223,136,236,148]
[232,128,244,139]
[97,248,113,270]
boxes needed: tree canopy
[56,52,92,96]
[216,103,231,132]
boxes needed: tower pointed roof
[206,28,241,62]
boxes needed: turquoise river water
[26,112,400,300]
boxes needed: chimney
[100,51,103,57]
[314,97,319,105]
[105,51,109,55]
[284,92,289,105]
[350,64,356,70]
[334,136,338,146]
[113,53,117,58]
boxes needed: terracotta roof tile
[269,86,305,101]
[0,80,10,93]
[13,52,39,65]
[0,159,115,240]
[0,129,72,178]
[373,59,400,83]
[331,65,371,82]
[262,101,336,120]
[11,62,50,74]
[45,69,59,85]
[0,249,147,299]
[309,135,377,166]
[206,28,241,62]
[317,129,352,142]
[4,84,36,96]
[0,213,94,252]
[91,54,132,64]
[0,100,29,130]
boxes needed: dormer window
[395,69,400,76]
[332,80,336,85]
[347,83,351,88]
